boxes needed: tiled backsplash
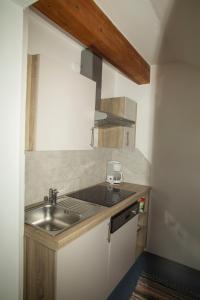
[25,149,112,206]
[111,149,151,186]
[25,148,150,206]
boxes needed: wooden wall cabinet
[98,126,135,150]
[100,97,137,122]
[95,97,137,150]
[25,54,96,151]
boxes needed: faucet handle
[49,188,53,198]
[44,195,49,203]
[53,189,58,204]
[46,188,54,204]
[46,188,58,205]
[53,188,58,195]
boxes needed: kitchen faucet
[45,188,58,205]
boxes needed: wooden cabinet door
[98,126,124,148]
[26,54,96,151]
[98,126,135,150]
[56,219,110,300]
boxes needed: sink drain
[39,222,64,231]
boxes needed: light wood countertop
[25,182,151,251]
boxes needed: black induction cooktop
[68,184,136,207]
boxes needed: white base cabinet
[25,206,143,300]
[56,219,110,300]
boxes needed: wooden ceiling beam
[33,0,150,84]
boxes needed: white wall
[148,62,200,271]
[114,70,155,162]
[28,11,82,72]
[101,62,117,98]
[0,1,25,299]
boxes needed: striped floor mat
[130,272,200,300]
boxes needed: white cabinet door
[108,215,138,292]
[34,54,96,150]
[56,219,110,300]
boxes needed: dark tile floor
[108,251,200,300]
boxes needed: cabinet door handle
[107,222,111,243]
[126,131,129,146]
[90,127,94,148]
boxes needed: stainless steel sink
[25,197,104,236]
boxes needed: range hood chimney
[80,48,135,128]
[80,48,102,110]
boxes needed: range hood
[80,49,134,128]
[94,111,134,128]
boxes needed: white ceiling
[94,0,200,67]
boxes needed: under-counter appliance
[106,160,123,184]
[109,202,139,291]
[68,184,135,207]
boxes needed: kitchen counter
[25,182,151,251]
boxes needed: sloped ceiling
[94,0,200,68]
